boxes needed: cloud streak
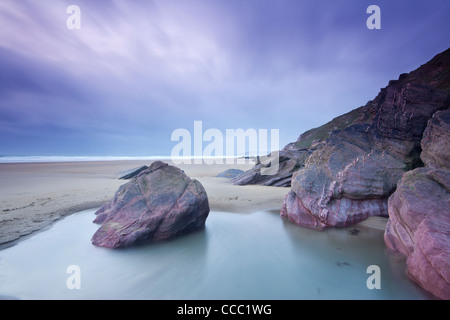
[0,0,449,155]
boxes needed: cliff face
[234,48,450,228]
[384,109,450,300]
[234,49,450,188]
[280,49,450,230]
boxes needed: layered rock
[279,49,450,298]
[420,109,450,170]
[273,48,450,298]
[281,145,405,229]
[384,108,450,300]
[92,161,209,248]
[236,49,450,190]
[384,168,450,299]
[232,150,309,187]
[234,48,450,229]
[281,79,449,228]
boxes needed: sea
[0,155,244,164]
[0,155,166,163]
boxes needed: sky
[0,0,449,156]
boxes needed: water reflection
[280,214,430,299]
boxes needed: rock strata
[420,109,450,170]
[232,150,309,187]
[279,48,450,298]
[384,108,450,300]
[238,48,450,229]
[384,168,450,299]
[281,80,449,228]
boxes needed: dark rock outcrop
[117,166,149,180]
[282,56,449,228]
[92,161,209,248]
[279,49,450,298]
[234,48,450,229]
[217,169,244,179]
[232,150,309,187]
[420,109,450,170]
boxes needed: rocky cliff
[236,48,450,299]
[235,48,450,231]
[384,108,450,300]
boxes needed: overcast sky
[1,0,449,156]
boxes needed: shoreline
[0,159,387,249]
[0,159,290,248]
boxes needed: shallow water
[0,209,429,299]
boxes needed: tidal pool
[0,209,430,299]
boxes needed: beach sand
[0,160,291,247]
[0,159,387,248]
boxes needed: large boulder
[281,127,405,229]
[384,168,450,299]
[91,161,210,248]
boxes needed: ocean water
[0,155,244,164]
[0,155,166,163]
[0,209,430,300]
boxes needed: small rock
[117,166,149,180]
[216,169,244,179]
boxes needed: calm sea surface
[0,209,430,299]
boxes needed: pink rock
[384,168,450,299]
[91,161,209,248]
[407,217,450,300]
[281,190,327,230]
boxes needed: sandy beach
[0,159,293,247]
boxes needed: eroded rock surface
[92,161,209,248]
[384,168,450,299]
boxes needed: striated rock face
[281,84,449,229]
[232,150,309,187]
[91,161,209,248]
[420,109,450,170]
[281,145,404,229]
[280,48,450,298]
[370,82,450,167]
[384,107,450,300]
[278,48,449,229]
[384,168,450,299]
[237,49,450,194]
